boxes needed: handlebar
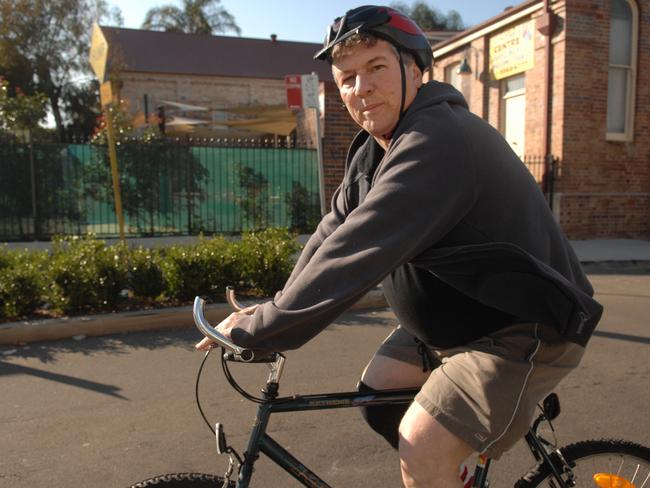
[193,296,255,362]
[226,286,246,312]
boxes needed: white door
[501,75,526,159]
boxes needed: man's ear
[412,63,424,88]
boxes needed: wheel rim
[556,452,650,487]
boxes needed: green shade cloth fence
[0,140,320,240]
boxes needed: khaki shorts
[376,322,585,459]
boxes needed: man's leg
[399,401,473,488]
[361,338,474,487]
[359,353,430,449]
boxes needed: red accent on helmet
[385,8,423,36]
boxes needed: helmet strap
[399,52,406,118]
[382,51,407,144]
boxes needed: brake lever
[226,286,245,312]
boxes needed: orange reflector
[593,473,636,488]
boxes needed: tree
[61,80,102,141]
[390,1,464,31]
[0,79,48,136]
[142,0,240,35]
[0,0,122,141]
[86,103,209,236]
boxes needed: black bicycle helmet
[314,5,433,72]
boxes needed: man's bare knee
[398,401,473,488]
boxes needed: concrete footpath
[1,238,649,346]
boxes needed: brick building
[97,25,359,210]
[432,0,649,239]
[98,26,335,140]
[98,1,650,239]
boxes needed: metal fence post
[28,135,39,240]
[546,154,556,211]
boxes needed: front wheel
[525,439,650,487]
[129,472,234,487]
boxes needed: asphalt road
[1,273,649,488]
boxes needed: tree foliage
[390,1,464,31]
[0,79,48,134]
[86,103,209,236]
[142,0,240,35]
[0,0,122,140]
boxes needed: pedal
[215,423,227,455]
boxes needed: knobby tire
[525,439,650,487]
[129,472,235,487]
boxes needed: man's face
[332,39,423,141]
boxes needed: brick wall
[119,72,287,114]
[321,81,359,203]
[432,0,650,239]
[559,0,650,238]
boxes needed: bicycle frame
[227,377,572,488]
[236,386,419,488]
[193,297,574,488]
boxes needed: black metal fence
[0,140,557,242]
[522,154,557,208]
[0,138,321,241]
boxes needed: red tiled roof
[100,26,333,82]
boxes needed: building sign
[285,75,302,110]
[300,74,319,110]
[489,20,535,80]
[285,74,320,110]
[99,81,113,107]
[89,23,109,83]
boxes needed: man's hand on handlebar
[194,304,259,351]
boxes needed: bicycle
[130,290,650,488]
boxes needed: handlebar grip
[192,296,255,362]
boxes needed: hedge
[0,229,300,320]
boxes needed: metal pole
[27,130,38,240]
[314,107,326,216]
[105,107,126,242]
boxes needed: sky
[108,0,523,43]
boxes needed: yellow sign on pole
[89,23,109,82]
[489,20,535,80]
[89,23,125,242]
[99,80,113,107]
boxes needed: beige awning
[222,118,296,136]
[166,115,210,126]
[161,100,209,111]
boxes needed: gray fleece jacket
[231,81,602,351]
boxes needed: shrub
[285,181,321,233]
[0,230,300,321]
[160,236,237,301]
[235,228,300,296]
[128,247,165,299]
[0,248,45,318]
[47,235,128,313]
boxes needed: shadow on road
[592,330,650,344]
[0,360,128,399]
[0,328,201,362]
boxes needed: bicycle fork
[218,383,331,488]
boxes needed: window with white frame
[444,62,462,93]
[606,0,638,141]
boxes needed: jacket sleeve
[281,183,347,293]
[231,127,477,351]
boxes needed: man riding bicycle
[197,6,603,487]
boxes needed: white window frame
[444,62,462,93]
[606,0,638,142]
